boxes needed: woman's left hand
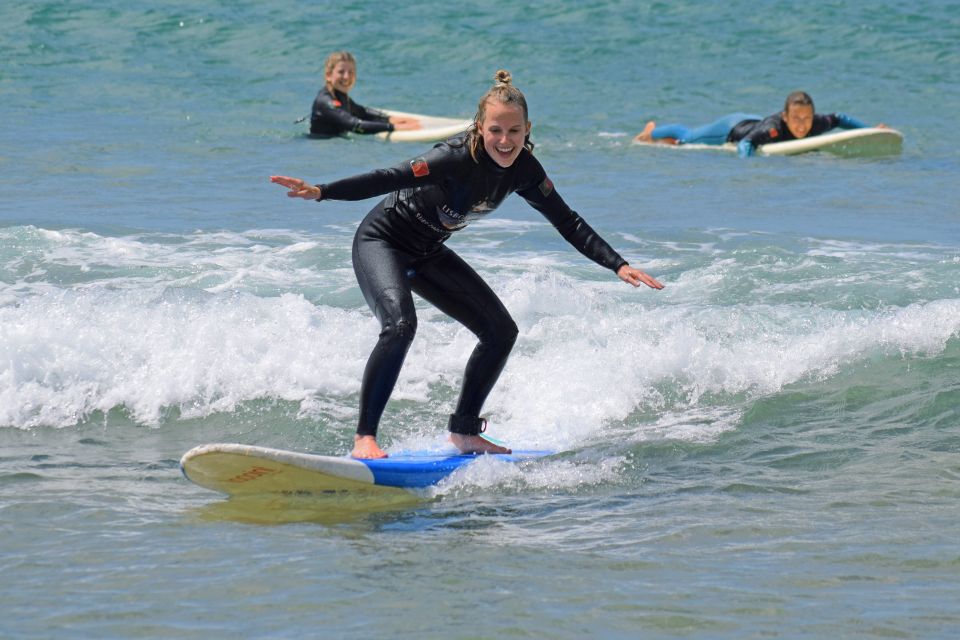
[617,264,664,289]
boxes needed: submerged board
[635,127,903,157]
[180,443,551,497]
[374,109,472,143]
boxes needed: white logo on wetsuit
[437,201,495,230]
[437,204,467,229]
[414,211,450,236]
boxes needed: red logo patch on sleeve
[411,158,430,177]
[538,177,554,197]
[331,100,342,107]
[769,128,779,138]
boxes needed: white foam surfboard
[756,127,902,157]
[636,127,903,157]
[375,109,472,143]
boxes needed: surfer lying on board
[274,70,664,459]
[309,51,421,138]
[634,91,887,157]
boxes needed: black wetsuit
[316,133,628,436]
[309,86,394,137]
[728,112,864,154]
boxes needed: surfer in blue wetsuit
[309,51,421,138]
[274,70,664,459]
[634,91,886,157]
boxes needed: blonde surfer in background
[309,51,421,137]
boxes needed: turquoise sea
[2,1,959,637]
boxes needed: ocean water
[2,0,959,638]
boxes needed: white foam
[2,226,958,454]
[429,454,628,497]
[0,289,375,427]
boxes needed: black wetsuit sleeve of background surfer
[809,113,867,135]
[310,88,394,137]
[353,102,392,124]
[514,155,628,274]
[736,114,784,149]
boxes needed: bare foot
[449,433,512,455]
[633,120,656,143]
[351,435,388,459]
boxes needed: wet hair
[784,90,815,114]
[324,51,356,80]
[468,70,534,162]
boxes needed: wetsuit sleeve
[354,102,391,123]
[346,99,394,134]
[832,113,868,129]
[317,143,459,201]
[515,157,628,273]
[736,114,781,157]
[313,95,394,135]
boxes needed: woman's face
[478,100,530,168]
[325,61,356,93]
[783,104,814,138]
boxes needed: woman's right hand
[270,175,321,200]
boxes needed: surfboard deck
[757,127,903,157]
[634,127,903,157]
[180,443,552,497]
[374,109,472,143]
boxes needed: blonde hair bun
[494,69,512,86]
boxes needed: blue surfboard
[180,443,552,496]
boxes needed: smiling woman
[468,70,532,167]
[271,69,664,460]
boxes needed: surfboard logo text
[228,466,279,483]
